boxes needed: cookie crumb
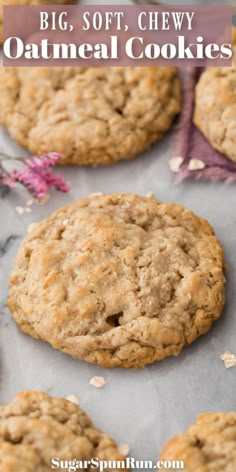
[146,192,155,198]
[89,192,103,197]
[89,376,106,389]
[66,394,79,405]
[188,159,206,171]
[25,207,32,213]
[169,157,184,173]
[118,443,130,456]
[221,351,236,368]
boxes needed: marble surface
[1,0,236,466]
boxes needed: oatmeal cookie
[0,67,181,165]
[194,29,236,162]
[8,193,225,368]
[0,390,126,471]
[0,0,76,45]
[159,412,236,471]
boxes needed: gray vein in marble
[0,183,11,199]
[0,235,19,258]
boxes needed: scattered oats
[89,376,106,389]
[118,443,130,456]
[26,199,35,206]
[16,206,32,215]
[169,157,184,173]
[37,194,50,205]
[27,223,36,234]
[63,219,69,225]
[221,351,236,368]
[146,192,155,198]
[16,206,25,215]
[188,159,206,171]
[89,192,103,197]
[25,207,32,213]
[66,394,79,405]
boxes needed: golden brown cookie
[0,67,181,165]
[8,193,225,368]
[0,390,126,471]
[159,412,236,471]
[194,29,236,162]
[0,0,76,45]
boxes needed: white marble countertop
[0,0,235,466]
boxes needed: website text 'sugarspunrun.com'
[51,457,185,471]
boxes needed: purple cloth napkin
[171,68,236,183]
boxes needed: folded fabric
[171,68,236,183]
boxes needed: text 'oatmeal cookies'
[0,67,181,166]
[159,412,236,471]
[8,193,225,368]
[0,390,126,471]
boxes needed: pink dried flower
[0,152,70,201]
[0,170,16,189]
[11,167,50,199]
[23,152,61,169]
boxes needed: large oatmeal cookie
[194,29,236,162]
[0,390,126,471]
[159,412,236,471]
[8,193,225,368]
[0,67,181,165]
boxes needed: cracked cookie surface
[0,0,76,45]
[0,390,125,471]
[159,412,236,471]
[8,193,225,368]
[194,29,236,162]
[0,67,181,165]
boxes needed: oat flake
[89,376,106,389]
[221,351,236,368]
[169,157,184,173]
[27,223,36,233]
[118,443,130,456]
[26,199,35,206]
[66,394,79,405]
[16,206,25,215]
[89,192,103,197]
[188,159,206,171]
